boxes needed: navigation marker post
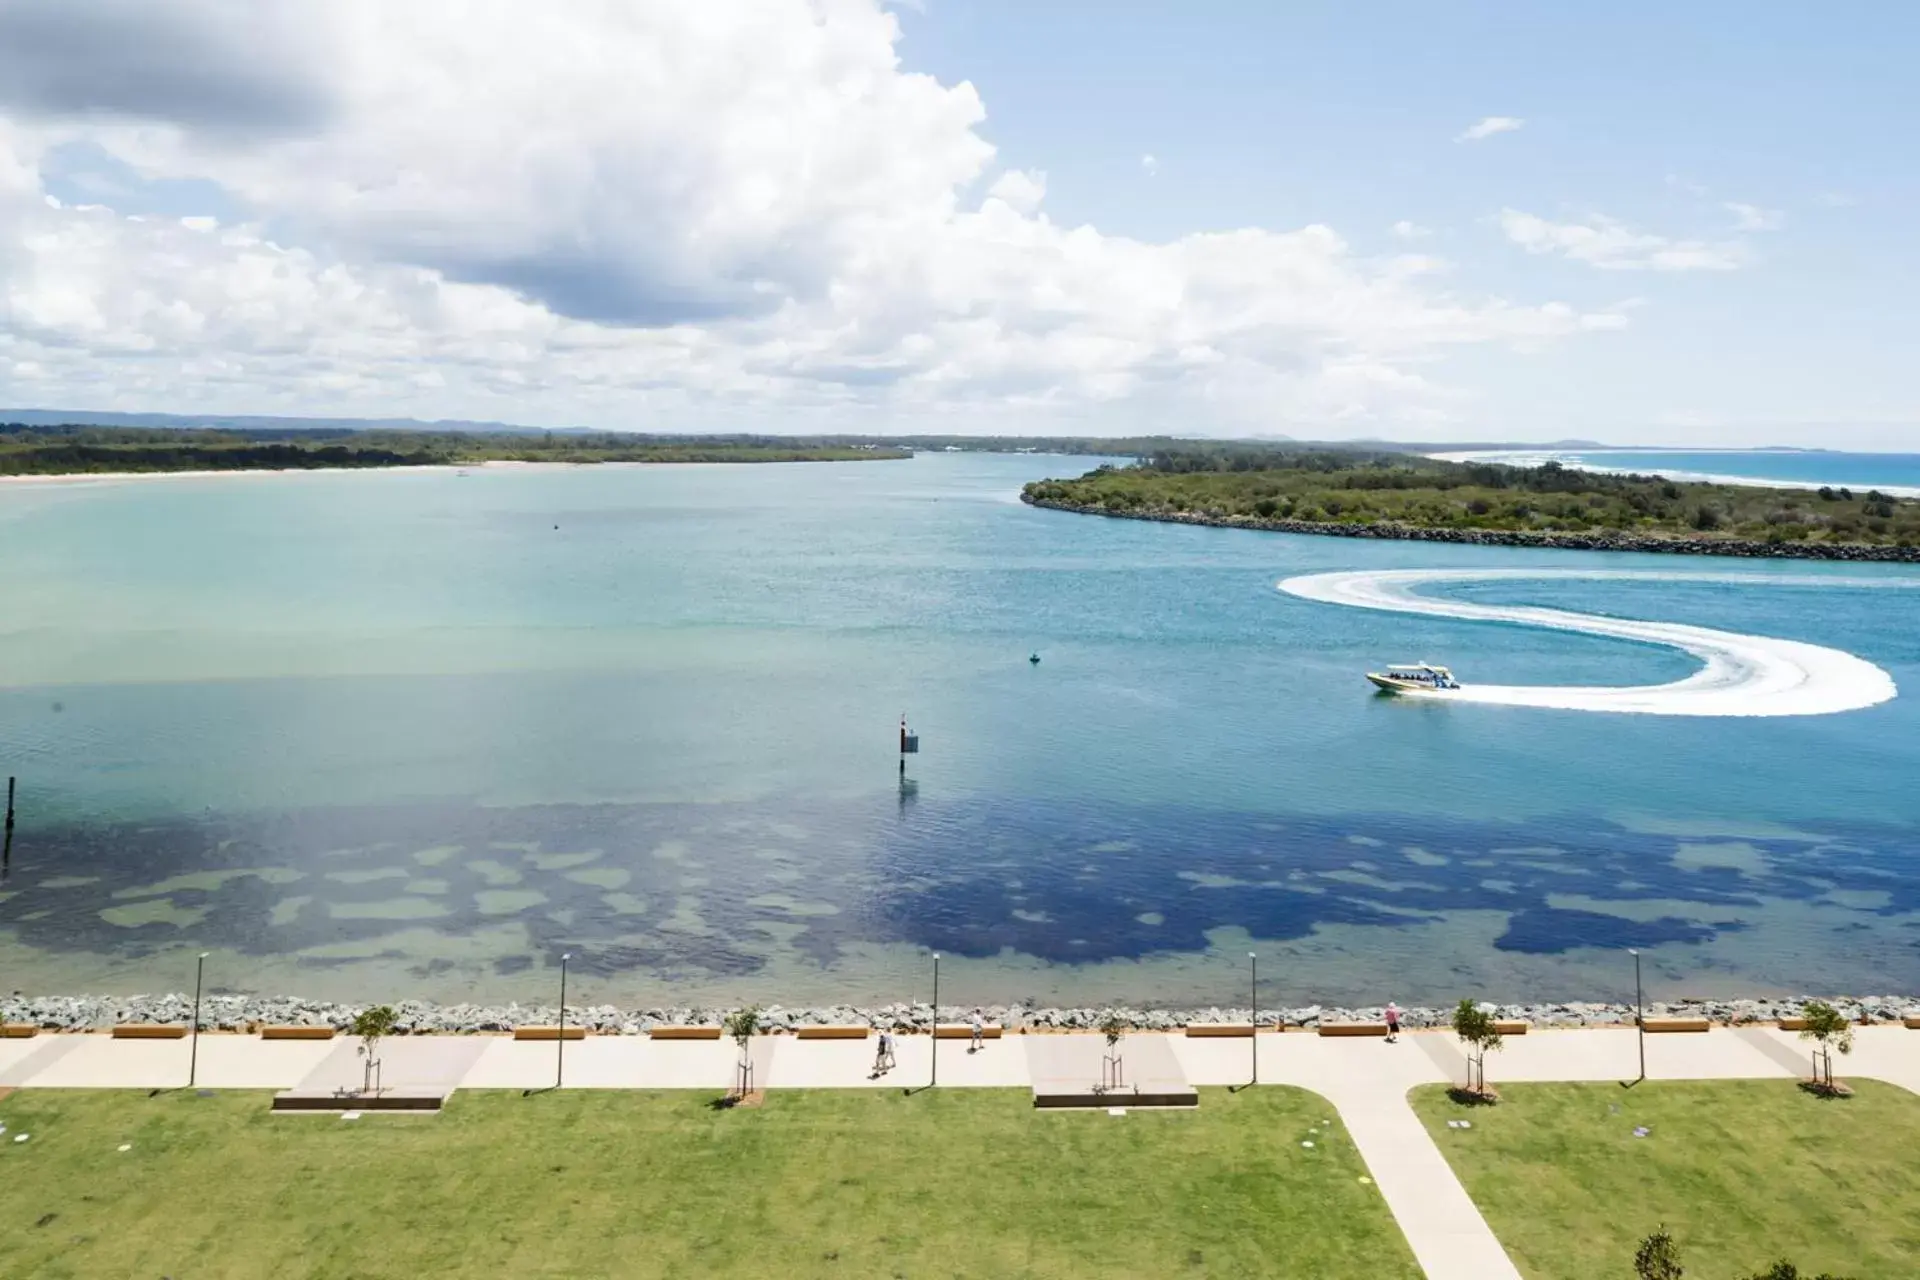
[899,715,919,778]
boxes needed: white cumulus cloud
[1724,202,1784,232]
[1140,153,1158,177]
[1498,209,1746,272]
[0,2,1628,435]
[986,169,1046,215]
[1455,116,1523,143]
[1390,221,1431,240]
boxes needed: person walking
[873,1028,895,1076]
[969,1009,985,1054]
[1384,1001,1401,1043]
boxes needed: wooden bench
[1904,1016,1920,1030]
[934,1024,1004,1040]
[795,1025,870,1040]
[1642,1017,1710,1033]
[112,1024,187,1039]
[1184,1023,1254,1038]
[1492,1020,1530,1036]
[649,1026,723,1041]
[259,1025,335,1041]
[0,1024,38,1038]
[513,1026,587,1041]
[1317,1022,1389,1037]
[1776,1016,1809,1031]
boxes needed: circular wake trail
[1278,569,1897,717]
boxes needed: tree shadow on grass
[1797,1079,1854,1100]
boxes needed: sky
[0,1,1914,447]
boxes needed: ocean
[1447,448,1920,495]
[3,453,1918,1009]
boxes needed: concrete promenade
[4,1023,1917,1280]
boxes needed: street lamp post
[189,951,209,1089]
[555,952,572,1091]
[1629,948,1646,1083]
[929,952,940,1089]
[1249,952,1259,1087]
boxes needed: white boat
[1366,662,1460,694]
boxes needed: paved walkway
[5,1023,1917,1280]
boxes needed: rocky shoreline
[1022,495,1920,563]
[5,992,1915,1035]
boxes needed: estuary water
[3,454,1919,1008]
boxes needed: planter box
[1642,1018,1710,1033]
[260,1025,335,1041]
[513,1026,587,1041]
[1184,1024,1255,1038]
[934,1024,1003,1040]
[795,1025,870,1040]
[1318,1023,1390,1037]
[112,1024,187,1039]
[0,1024,38,1038]
[649,1026,723,1041]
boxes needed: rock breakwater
[5,992,1914,1034]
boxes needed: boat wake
[1278,569,1898,717]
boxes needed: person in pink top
[1384,1001,1401,1042]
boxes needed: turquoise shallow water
[3,455,1919,1007]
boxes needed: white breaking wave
[1278,568,1898,717]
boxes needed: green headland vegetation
[1023,445,1920,557]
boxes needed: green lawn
[0,1087,1417,1279]
[1411,1080,1920,1280]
